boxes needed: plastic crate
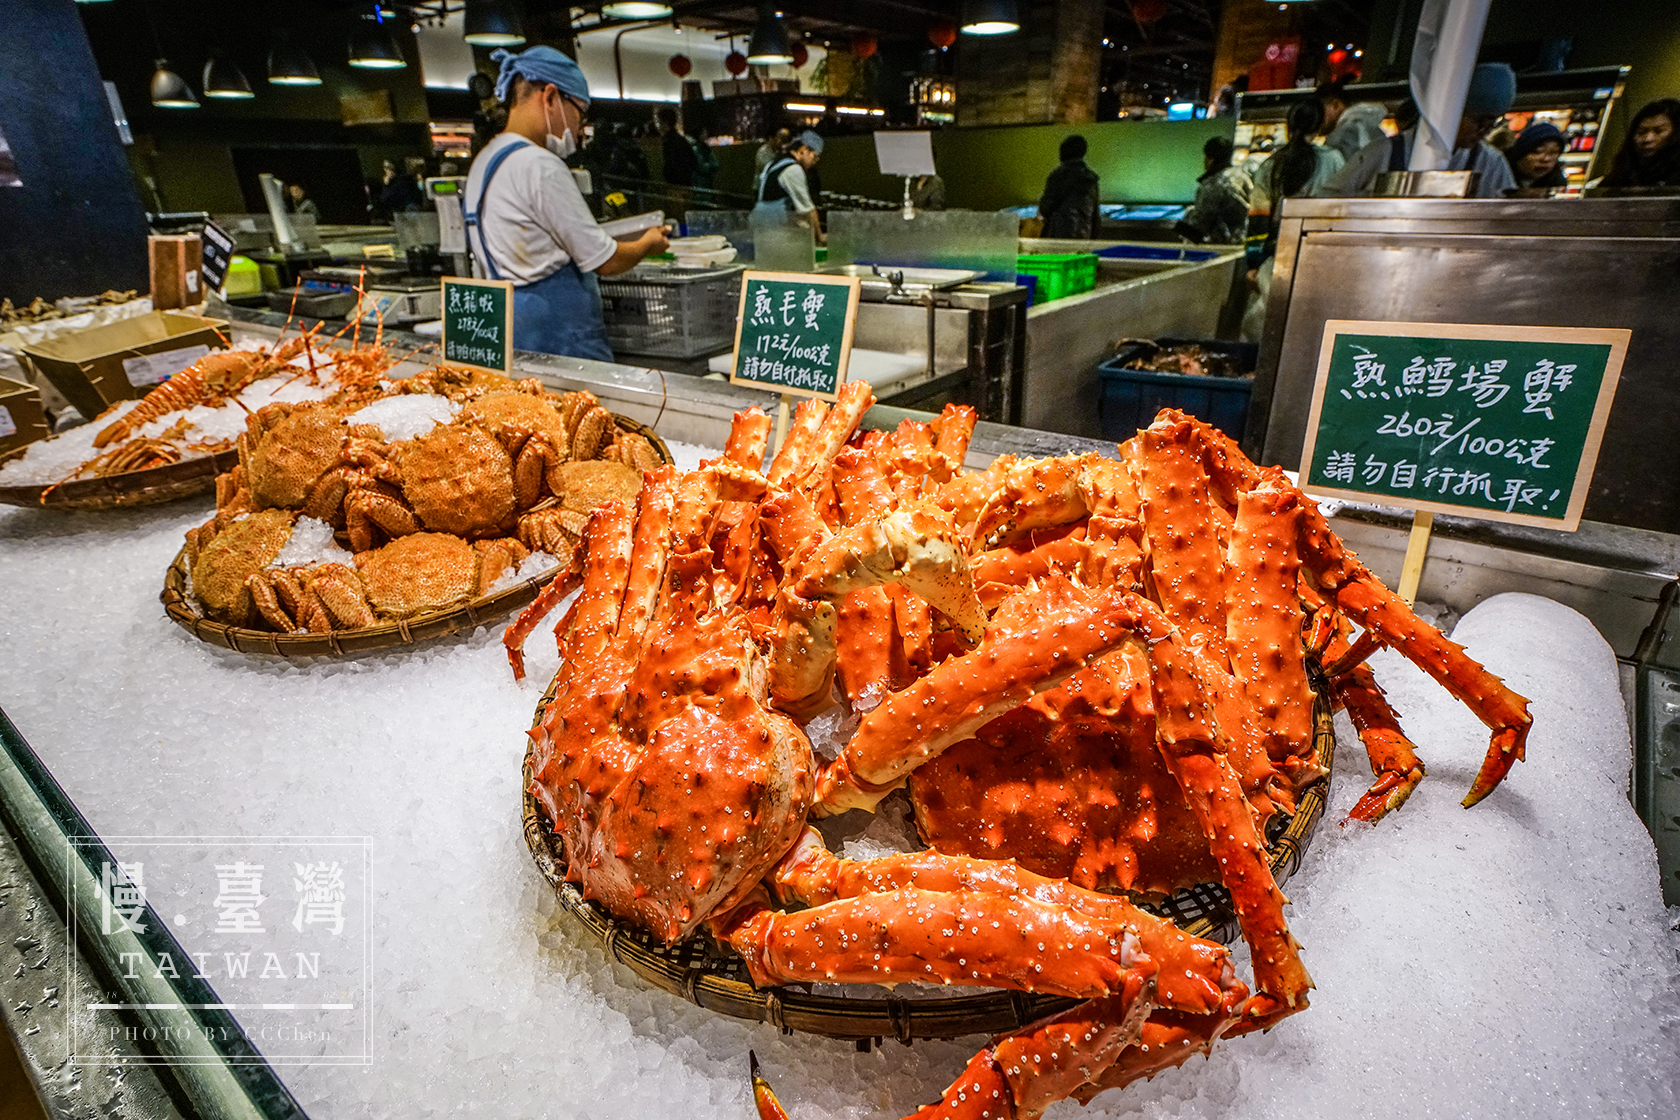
[598,264,745,358]
[1015,252,1097,303]
[1096,337,1258,441]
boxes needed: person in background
[755,130,825,244]
[656,106,697,188]
[1242,99,1342,341]
[1505,122,1568,191]
[1601,99,1680,190]
[1251,98,1342,250]
[1317,78,1389,163]
[465,46,669,362]
[286,182,320,220]
[756,128,792,177]
[1037,135,1100,239]
[909,173,945,211]
[379,158,424,213]
[690,126,720,194]
[1319,62,1517,198]
[1177,136,1251,245]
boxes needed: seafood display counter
[0,320,1676,1120]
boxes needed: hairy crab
[513,398,1531,1119]
[186,370,659,634]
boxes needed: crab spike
[1335,662,1428,823]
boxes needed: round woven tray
[522,669,1336,1043]
[0,446,237,511]
[159,415,668,658]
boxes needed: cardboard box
[21,310,228,421]
[0,377,51,459]
[149,234,205,311]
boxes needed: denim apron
[464,139,614,363]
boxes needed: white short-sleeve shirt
[465,134,616,285]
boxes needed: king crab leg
[1173,409,1532,809]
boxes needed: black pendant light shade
[150,60,200,108]
[747,4,793,65]
[463,1,526,47]
[268,41,323,86]
[349,19,407,69]
[202,55,255,99]
[961,0,1020,35]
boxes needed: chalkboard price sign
[1300,321,1630,531]
[199,220,235,294]
[441,277,514,374]
[729,271,861,400]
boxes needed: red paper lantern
[851,32,877,60]
[725,50,748,76]
[927,19,957,50]
[668,53,692,78]
[790,41,809,68]
[1131,0,1169,26]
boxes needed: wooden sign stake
[1396,509,1434,607]
[771,393,792,454]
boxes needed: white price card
[873,131,937,177]
[123,344,211,388]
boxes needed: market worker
[465,46,669,362]
[755,130,826,245]
[1506,122,1568,191]
[1318,62,1517,199]
[1037,135,1100,238]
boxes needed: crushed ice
[0,464,1675,1120]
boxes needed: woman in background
[1505,122,1568,191]
[1601,99,1680,190]
[1242,99,1342,340]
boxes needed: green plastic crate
[1015,252,1097,303]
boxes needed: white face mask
[543,97,578,160]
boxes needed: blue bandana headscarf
[491,46,591,108]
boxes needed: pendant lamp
[202,56,255,99]
[150,60,200,108]
[961,0,1020,36]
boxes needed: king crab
[510,395,1532,1118]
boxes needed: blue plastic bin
[1096,338,1258,441]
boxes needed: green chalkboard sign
[441,277,514,373]
[1300,321,1630,531]
[729,271,862,400]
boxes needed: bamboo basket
[160,415,668,658]
[0,445,236,511]
[522,669,1337,1043]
